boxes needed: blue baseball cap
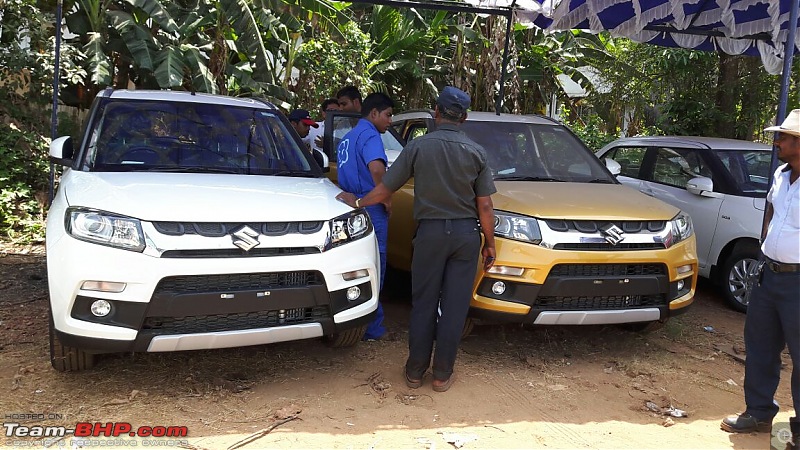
[436,86,471,115]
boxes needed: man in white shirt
[721,109,800,448]
[304,98,340,161]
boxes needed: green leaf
[108,11,155,71]
[153,45,187,88]
[83,32,112,86]
[123,0,179,34]
[182,45,217,94]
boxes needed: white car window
[651,147,711,188]
[605,146,646,178]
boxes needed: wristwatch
[355,198,361,208]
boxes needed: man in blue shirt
[336,92,394,340]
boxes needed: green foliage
[0,107,50,243]
[293,22,373,108]
[565,114,618,150]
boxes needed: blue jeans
[743,265,800,423]
[364,204,388,340]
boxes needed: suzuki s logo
[600,224,625,245]
[231,225,260,251]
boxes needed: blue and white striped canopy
[468,0,800,74]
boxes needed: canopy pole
[496,8,514,115]
[49,0,64,206]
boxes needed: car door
[641,146,723,270]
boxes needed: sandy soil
[0,245,795,450]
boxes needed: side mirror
[686,176,719,197]
[50,136,74,167]
[603,158,621,176]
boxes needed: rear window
[82,100,317,176]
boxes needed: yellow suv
[325,110,697,331]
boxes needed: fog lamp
[90,299,112,317]
[491,281,506,295]
[677,280,685,291]
[346,286,361,301]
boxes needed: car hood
[62,171,350,222]
[492,182,680,220]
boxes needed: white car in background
[597,136,772,312]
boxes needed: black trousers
[405,218,480,381]
[743,265,800,426]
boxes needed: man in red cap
[288,108,324,166]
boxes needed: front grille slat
[160,247,321,258]
[142,307,329,334]
[154,271,323,295]
[535,294,666,310]
[153,221,324,237]
[548,263,667,277]
[553,243,665,251]
[545,220,666,233]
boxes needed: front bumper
[47,223,380,353]
[468,237,698,325]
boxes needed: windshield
[460,121,615,183]
[83,100,316,176]
[716,149,772,196]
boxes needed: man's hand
[314,135,323,149]
[335,191,357,208]
[482,245,496,271]
[381,198,392,217]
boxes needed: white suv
[597,136,772,312]
[46,90,379,371]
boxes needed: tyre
[324,324,367,348]
[49,313,95,372]
[619,319,668,333]
[719,242,760,313]
[461,317,476,339]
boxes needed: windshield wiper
[494,176,563,182]
[585,178,615,184]
[271,169,316,177]
[147,166,240,174]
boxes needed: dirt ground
[0,245,795,450]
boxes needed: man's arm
[336,183,393,208]
[476,196,495,270]
[761,202,773,242]
[367,159,392,214]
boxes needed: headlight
[666,211,694,247]
[65,208,145,252]
[327,209,373,250]
[494,211,541,244]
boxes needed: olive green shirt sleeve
[382,142,416,192]
[473,150,497,197]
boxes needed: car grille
[154,271,324,296]
[553,243,665,251]
[153,221,324,237]
[548,263,667,277]
[160,247,321,258]
[141,307,330,335]
[544,220,666,233]
[535,294,666,310]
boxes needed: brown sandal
[432,374,455,392]
[404,370,423,389]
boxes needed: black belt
[765,257,800,273]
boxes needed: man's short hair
[336,85,362,102]
[321,98,339,112]
[361,92,394,117]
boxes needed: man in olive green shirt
[336,86,496,392]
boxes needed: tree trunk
[713,53,740,137]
